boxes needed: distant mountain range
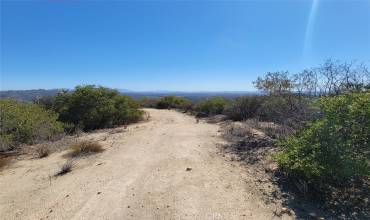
[0,89,260,102]
[0,89,64,101]
[123,91,260,101]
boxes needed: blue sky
[1,0,369,91]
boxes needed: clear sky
[1,0,369,91]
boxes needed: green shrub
[276,92,370,181]
[156,96,191,110]
[0,99,64,150]
[45,85,143,131]
[113,95,143,125]
[0,135,13,152]
[138,97,158,108]
[195,97,228,116]
[224,96,264,120]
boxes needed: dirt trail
[0,109,289,220]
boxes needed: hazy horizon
[1,0,370,91]
[0,87,259,93]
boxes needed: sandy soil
[0,109,291,220]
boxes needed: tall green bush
[195,97,228,116]
[0,99,64,151]
[276,92,370,181]
[156,96,191,110]
[44,85,143,131]
[113,95,143,124]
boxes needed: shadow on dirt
[219,121,369,220]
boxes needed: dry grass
[68,141,104,157]
[36,145,50,158]
[245,118,294,139]
[55,159,74,176]
[143,111,151,121]
[224,122,254,140]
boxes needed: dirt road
[0,109,287,220]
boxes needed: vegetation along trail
[0,109,289,220]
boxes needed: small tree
[293,69,318,96]
[253,71,314,126]
[315,59,370,95]
[253,71,294,95]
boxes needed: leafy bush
[224,96,264,121]
[138,97,158,108]
[195,97,228,116]
[156,96,191,110]
[43,85,143,131]
[0,99,64,151]
[0,135,13,152]
[276,92,370,181]
[113,95,143,125]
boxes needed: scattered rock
[274,207,294,217]
[257,179,268,183]
[264,164,278,173]
[186,167,192,171]
[97,192,102,195]
[308,212,317,218]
